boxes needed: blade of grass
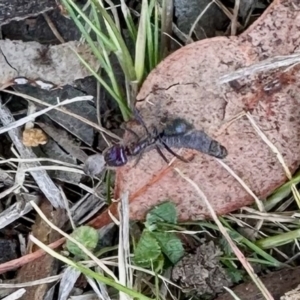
[120,0,137,42]
[62,0,115,51]
[175,168,275,300]
[29,235,154,300]
[70,47,131,120]
[90,2,127,113]
[154,2,160,65]
[91,0,136,81]
[62,0,131,119]
[145,0,155,71]
[135,0,148,83]
[220,218,283,267]
[256,228,300,250]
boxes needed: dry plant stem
[0,275,61,288]
[30,201,119,282]
[174,168,274,300]
[0,98,64,208]
[217,159,265,212]
[59,186,76,230]
[188,0,215,39]
[0,96,93,135]
[214,0,241,25]
[105,0,121,31]
[231,0,240,35]
[4,289,26,299]
[246,113,292,178]
[118,192,133,298]
[43,12,65,43]
[219,52,300,83]
[246,112,300,207]
[0,237,65,274]
[0,196,40,229]
[161,0,174,57]
[2,89,121,141]
[172,23,192,44]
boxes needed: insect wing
[163,118,194,136]
[162,130,228,159]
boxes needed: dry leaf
[22,128,48,147]
[0,40,100,88]
[115,0,300,221]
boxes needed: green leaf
[134,230,161,268]
[66,226,99,259]
[153,232,184,264]
[225,267,244,283]
[146,201,177,228]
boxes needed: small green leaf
[153,232,184,264]
[146,201,177,228]
[225,267,244,283]
[66,226,99,259]
[134,230,161,268]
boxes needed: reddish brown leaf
[115,0,300,221]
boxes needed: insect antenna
[120,122,140,141]
[132,107,151,136]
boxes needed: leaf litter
[2,0,300,299]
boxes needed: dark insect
[103,112,228,167]
[33,46,52,66]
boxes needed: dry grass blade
[2,89,121,140]
[0,98,64,208]
[0,197,40,229]
[118,192,133,300]
[0,157,81,168]
[57,267,81,300]
[28,235,153,300]
[188,0,215,39]
[0,275,62,288]
[161,0,174,57]
[216,159,265,212]
[231,0,240,35]
[247,112,291,179]
[0,96,92,135]
[2,289,26,300]
[30,201,119,282]
[219,52,300,83]
[175,167,274,300]
[246,112,300,208]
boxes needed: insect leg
[161,141,191,163]
[155,144,170,163]
[132,151,144,168]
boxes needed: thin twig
[188,0,215,39]
[43,12,65,43]
[231,0,240,36]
